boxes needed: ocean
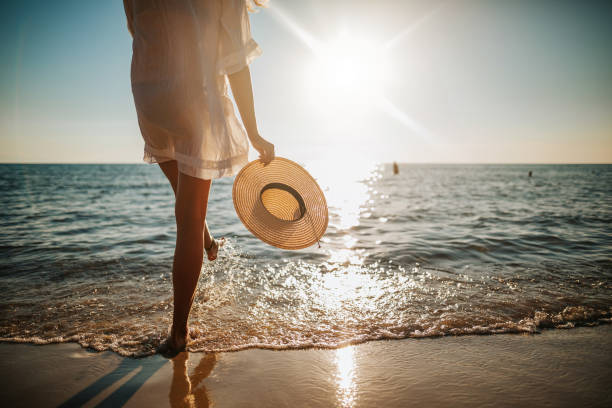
[0,163,610,356]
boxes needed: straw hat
[232,157,328,250]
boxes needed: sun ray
[384,1,449,50]
[268,5,320,52]
[376,96,434,142]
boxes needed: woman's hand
[249,134,275,164]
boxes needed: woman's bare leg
[170,171,211,349]
[159,160,179,195]
[159,161,214,249]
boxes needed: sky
[0,0,611,164]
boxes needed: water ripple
[0,163,611,356]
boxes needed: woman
[123,0,274,353]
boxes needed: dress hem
[143,145,248,180]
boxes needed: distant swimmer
[528,170,532,177]
[393,162,399,175]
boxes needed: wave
[1,305,609,358]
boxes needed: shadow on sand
[58,352,216,408]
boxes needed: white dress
[125,0,261,179]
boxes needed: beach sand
[1,325,611,408]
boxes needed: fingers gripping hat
[232,157,328,250]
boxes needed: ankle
[171,324,188,340]
[204,232,213,247]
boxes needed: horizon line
[0,161,611,165]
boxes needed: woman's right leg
[169,171,211,349]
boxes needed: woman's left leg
[159,161,214,250]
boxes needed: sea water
[0,163,610,356]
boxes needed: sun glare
[305,31,390,110]
[270,3,436,143]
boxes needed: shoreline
[1,316,610,357]
[1,325,611,407]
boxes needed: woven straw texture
[232,157,328,250]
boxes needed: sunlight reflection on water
[326,248,366,266]
[317,266,387,318]
[306,160,382,270]
[308,160,379,232]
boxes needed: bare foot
[205,237,225,261]
[158,337,185,358]
[158,328,189,358]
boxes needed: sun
[304,31,391,110]
[270,4,433,140]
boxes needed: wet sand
[1,325,611,408]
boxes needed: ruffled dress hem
[144,145,248,180]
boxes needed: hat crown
[260,183,306,222]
